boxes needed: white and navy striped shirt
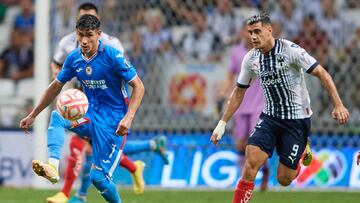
[53,32,124,66]
[237,39,318,119]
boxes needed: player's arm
[310,65,349,124]
[211,86,246,146]
[19,80,64,133]
[50,62,62,80]
[116,75,145,136]
[211,52,254,146]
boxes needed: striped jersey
[53,32,124,66]
[237,39,318,119]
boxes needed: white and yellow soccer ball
[56,89,89,121]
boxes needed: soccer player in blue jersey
[45,3,168,203]
[211,13,349,203]
[20,14,144,203]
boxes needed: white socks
[49,158,59,170]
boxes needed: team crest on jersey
[277,55,285,67]
[85,66,92,75]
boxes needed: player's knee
[49,110,65,127]
[90,168,108,190]
[277,174,293,186]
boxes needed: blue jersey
[57,40,137,125]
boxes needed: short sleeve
[112,51,137,82]
[236,52,257,88]
[106,36,125,53]
[53,38,69,66]
[56,54,76,84]
[289,43,318,73]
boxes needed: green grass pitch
[0,188,358,203]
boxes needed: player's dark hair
[76,14,101,31]
[78,2,98,14]
[246,13,271,25]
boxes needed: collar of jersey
[79,40,105,62]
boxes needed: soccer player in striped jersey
[211,13,349,203]
[44,3,168,203]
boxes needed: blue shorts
[247,113,310,170]
[70,108,125,177]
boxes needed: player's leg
[123,136,169,164]
[233,114,276,203]
[32,111,71,184]
[275,118,310,186]
[32,110,90,184]
[69,152,144,201]
[90,126,127,203]
[249,112,270,192]
[90,167,121,203]
[234,145,268,203]
[68,144,92,203]
[46,135,86,203]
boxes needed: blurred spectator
[293,14,329,65]
[13,0,34,35]
[53,0,76,41]
[100,0,123,34]
[346,25,360,53]
[142,8,173,60]
[0,29,33,80]
[315,0,354,48]
[179,9,222,62]
[0,3,7,23]
[127,30,151,79]
[206,0,242,45]
[271,21,284,38]
[299,0,322,16]
[271,0,303,40]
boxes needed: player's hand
[210,120,226,146]
[19,115,35,134]
[357,152,360,165]
[331,104,349,125]
[116,115,133,136]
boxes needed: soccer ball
[56,89,89,121]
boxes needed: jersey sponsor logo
[76,68,83,73]
[259,69,277,77]
[116,53,123,58]
[85,66,92,76]
[82,79,108,90]
[262,77,282,86]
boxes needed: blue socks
[123,141,151,155]
[77,154,92,197]
[47,110,71,159]
[90,168,121,203]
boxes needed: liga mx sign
[113,134,360,189]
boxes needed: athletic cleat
[131,160,145,195]
[154,135,169,164]
[68,194,87,203]
[32,160,60,184]
[46,192,68,203]
[301,139,313,166]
